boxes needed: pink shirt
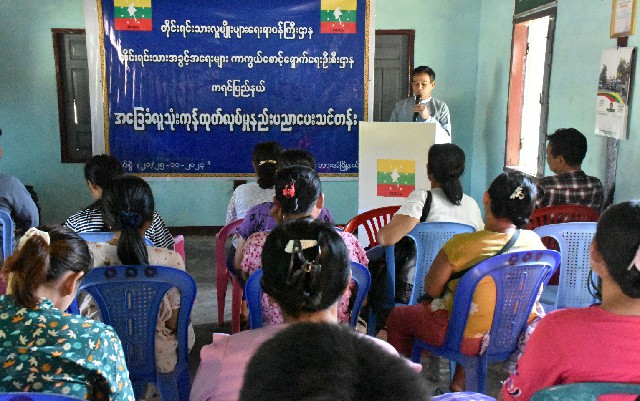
[502,306,640,400]
[241,230,368,324]
[190,324,421,401]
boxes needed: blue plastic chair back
[0,393,84,401]
[534,222,598,310]
[0,210,15,260]
[77,231,153,246]
[410,250,560,394]
[531,382,640,401]
[367,222,475,336]
[76,265,196,401]
[246,262,371,329]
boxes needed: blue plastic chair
[246,261,371,329]
[0,393,84,401]
[0,210,15,260]
[410,250,561,394]
[533,222,598,311]
[531,382,640,401]
[77,231,153,246]
[76,265,196,401]
[368,222,476,336]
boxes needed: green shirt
[0,296,134,401]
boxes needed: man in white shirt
[389,66,451,137]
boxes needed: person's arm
[90,328,136,401]
[225,189,238,224]
[147,211,174,249]
[534,182,546,209]
[377,214,419,246]
[6,177,38,231]
[233,236,246,271]
[423,250,454,299]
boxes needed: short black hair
[411,65,435,82]
[261,220,349,318]
[281,148,316,170]
[84,154,124,188]
[239,323,430,401]
[595,201,640,298]
[547,128,588,166]
[487,171,536,228]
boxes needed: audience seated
[77,175,193,399]
[239,165,367,325]
[191,220,419,401]
[386,171,545,392]
[0,226,134,400]
[232,148,334,272]
[0,138,39,260]
[239,322,429,401]
[225,141,282,224]
[535,128,603,211]
[64,154,174,249]
[500,201,640,401]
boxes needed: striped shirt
[64,205,175,249]
[535,170,604,211]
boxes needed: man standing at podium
[389,66,451,137]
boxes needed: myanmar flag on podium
[320,0,357,34]
[377,159,415,198]
[114,0,152,31]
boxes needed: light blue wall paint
[3,0,637,228]
[375,0,482,194]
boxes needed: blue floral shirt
[0,296,135,401]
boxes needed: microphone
[413,94,421,122]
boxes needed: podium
[357,122,450,219]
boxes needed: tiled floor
[183,234,506,398]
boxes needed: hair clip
[119,211,143,227]
[282,181,296,198]
[284,239,318,253]
[18,227,50,250]
[258,159,277,166]
[627,245,640,272]
[510,186,525,200]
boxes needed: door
[373,30,414,121]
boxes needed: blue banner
[100,0,368,175]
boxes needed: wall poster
[595,47,634,140]
[98,0,370,176]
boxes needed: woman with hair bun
[386,171,545,392]
[225,141,282,223]
[500,201,640,401]
[79,175,193,392]
[191,219,418,401]
[240,165,368,325]
[0,226,134,400]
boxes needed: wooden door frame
[375,29,415,98]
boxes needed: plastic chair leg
[367,309,378,336]
[462,355,487,394]
[216,268,229,325]
[157,371,180,401]
[231,277,243,333]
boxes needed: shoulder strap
[448,229,521,282]
[419,191,433,223]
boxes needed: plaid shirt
[535,170,603,211]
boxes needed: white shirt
[396,187,484,231]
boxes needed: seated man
[0,138,39,259]
[535,128,603,211]
[389,65,451,136]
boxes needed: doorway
[373,30,414,121]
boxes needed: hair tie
[282,180,296,198]
[119,211,143,227]
[18,227,50,250]
[627,245,640,273]
[258,159,277,166]
[510,186,525,200]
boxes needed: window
[53,29,92,163]
[505,5,556,176]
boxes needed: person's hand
[412,103,430,120]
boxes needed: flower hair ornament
[258,159,277,166]
[510,186,525,200]
[18,227,50,250]
[282,180,296,198]
[627,244,640,272]
[284,239,322,291]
